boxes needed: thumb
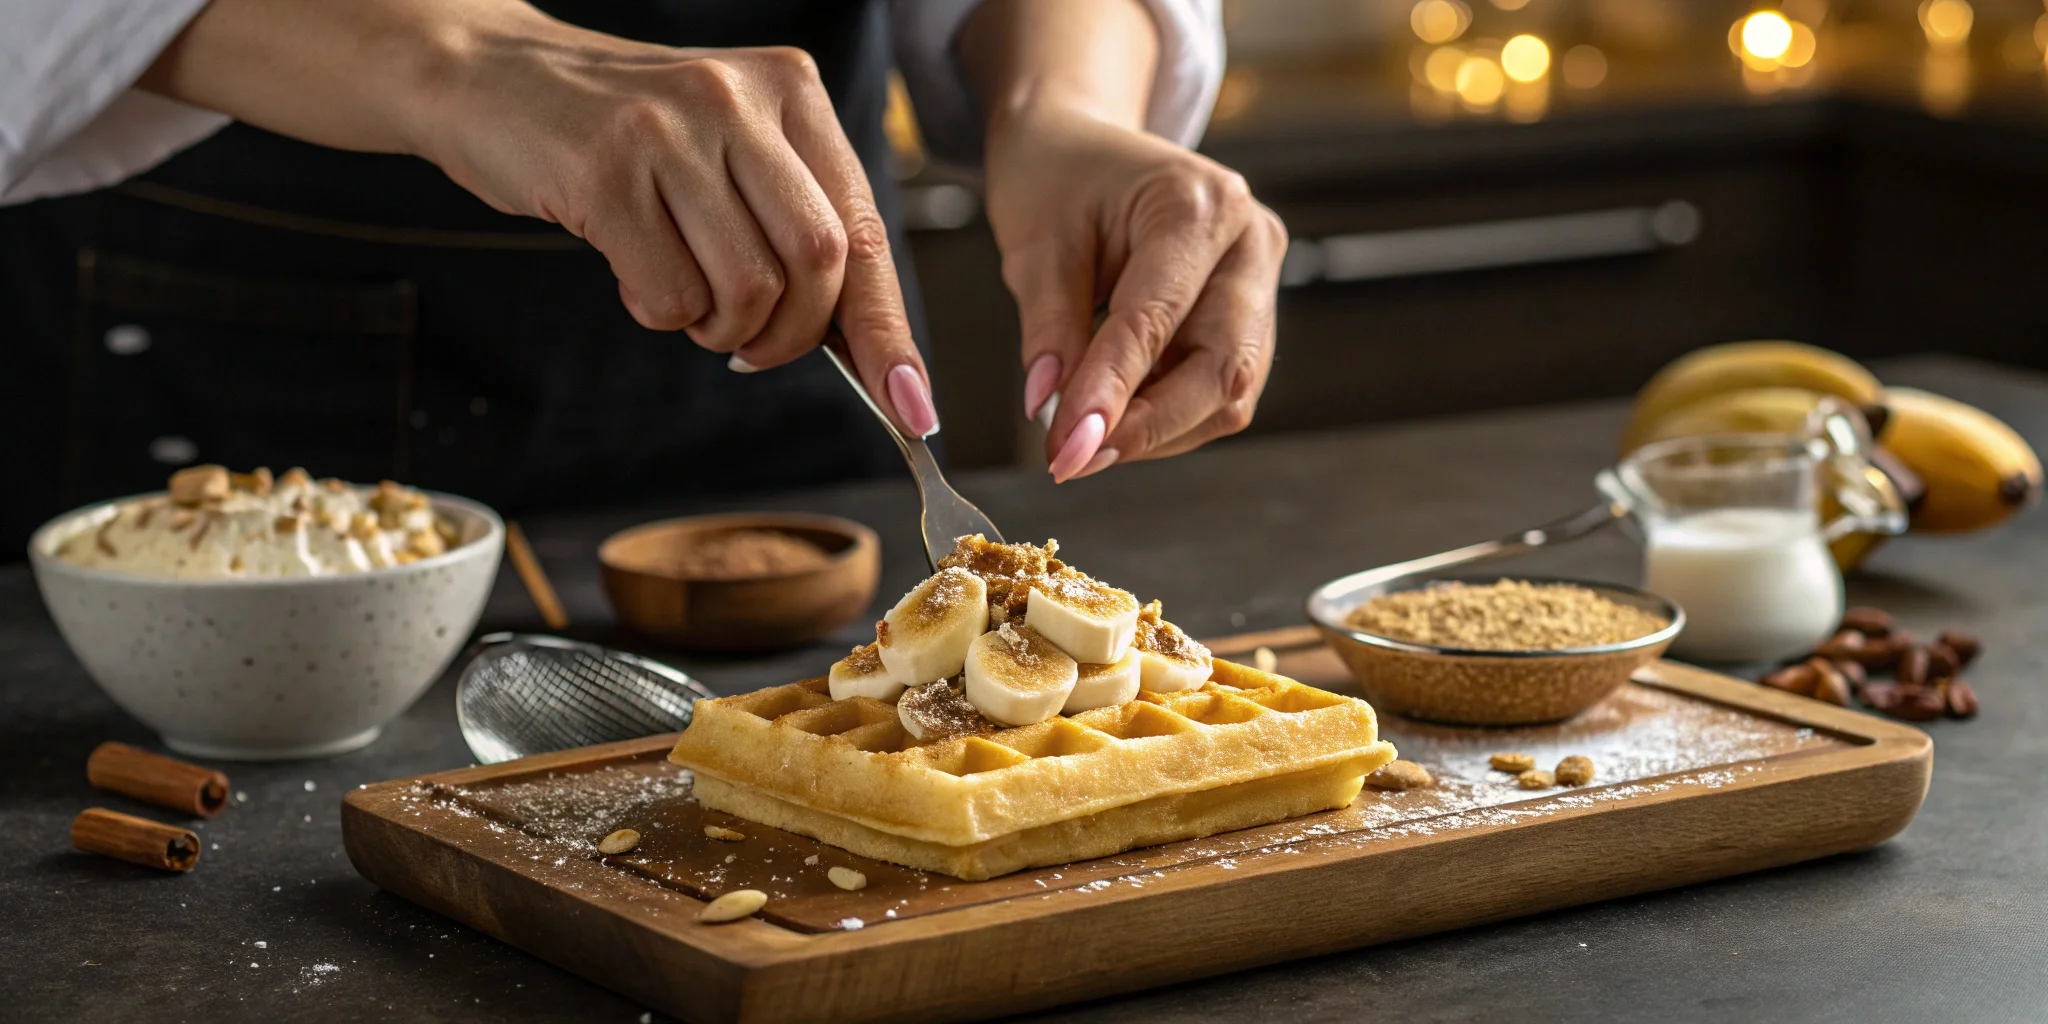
[1002,238,1096,423]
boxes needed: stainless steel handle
[1280,200,1701,286]
[820,333,1003,569]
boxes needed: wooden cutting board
[342,627,1930,1024]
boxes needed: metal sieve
[454,633,717,764]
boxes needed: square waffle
[668,658,1395,875]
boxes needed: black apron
[0,0,920,553]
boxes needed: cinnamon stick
[506,521,569,630]
[86,741,229,817]
[71,808,200,871]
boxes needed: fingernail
[887,364,941,438]
[1050,413,1105,483]
[1074,446,1119,480]
[728,352,762,373]
[1023,354,1061,420]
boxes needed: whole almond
[1813,630,1867,660]
[1516,769,1556,790]
[1812,668,1852,707]
[1760,664,1818,694]
[1555,755,1596,787]
[1937,631,1982,666]
[1489,753,1537,773]
[1897,646,1931,687]
[1840,607,1894,637]
[1861,681,1902,712]
[699,889,768,923]
[1926,643,1961,680]
[1946,679,1979,718]
[1833,659,1867,687]
[1890,686,1946,722]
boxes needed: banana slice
[897,680,992,742]
[1133,600,1212,693]
[828,642,902,702]
[963,623,1078,727]
[1024,573,1139,664]
[877,567,989,686]
[1062,647,1142,714]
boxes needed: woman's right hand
[411,18,937,434]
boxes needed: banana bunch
[1619,341,2043,571]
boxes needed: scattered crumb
[703,825,746,842]
[803,854,820,866]
[303,780,316,792]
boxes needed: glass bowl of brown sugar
[1307,574,1683,725]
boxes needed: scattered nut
[279,467,313,489]
[1489,752,1537,773]
[1760,664,1818,695]
[348,511,379,541]
[704,825,746,842]
[1554,755,1595,787]
[597,829,640,855]
[409,529,446,559]
[1891,686,1947,722]
[1860,681,1902,713]
[1251,646,1278,674]
[1833,659,1867,687]
[168,465,231,507]
[699,889,768,923]
[1811,667,1852,707]
[1925,643,1961,680]
[803,854,820,866]
[230,467,274,495]
[1945,679,1980,718]
[1364,759,1434,791]
[1897,646,1931,687]
[1516,769,1556,790]
[1813,630,1867,660]
[827,866,868,891]
[1936,630,1982,667]
[1840,607,1894,637]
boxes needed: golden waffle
[668,658,1395,848]
[693,757,1376,880]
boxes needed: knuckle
[1216,399,1256,436]
[1223,344,1264,405]
[679,58,745,109]
[841,207,892,264]
[728,266,785,317]
[758,45,820,82]
[1115,298,1181,355]
[792,217,848,274]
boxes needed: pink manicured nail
[727,352,762,373]
[887,364,941,438]
[1023,354,1062,420]
[1050,413,1105,482]
[1074,447,1119,480]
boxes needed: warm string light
[1919,0,1974,47]
[1411,0,1472,45]
[1501,34,1552,82]
[1729,9,1818,81]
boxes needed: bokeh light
[1918,0,1973,46]
[1411,0,1473,45]
[1741,11,1795,61]
[1502,35,1552,83]
[1455,54,1506,106]
[1562,44,1609,88]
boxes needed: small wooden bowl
[599,513,880,652]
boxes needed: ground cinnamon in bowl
[1345,579,1669,652]
[662,529,831,579]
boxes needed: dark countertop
[6,354,2046,1023]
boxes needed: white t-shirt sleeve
[1,0,230,206]
[891,0,1225,165]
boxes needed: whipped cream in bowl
[31,466,503,760]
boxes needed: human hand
[983,109,1285,480]
[414,16,938,435]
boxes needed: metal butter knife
[821,332,1002,568]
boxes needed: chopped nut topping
[597,828,640,855]
[230,467,274,496]
[408,529,446,559]
[278,467,313,489]
[348,512,379,541]
[1489,752,1536,773]
[168,465,231,507]
[1347,579,1668,651]
[273,515,302,534]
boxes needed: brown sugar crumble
[662,529,830,579]
[898,680,993,742]
[1346,579,1668,652]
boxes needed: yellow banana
[1880,387,2042,533]
[1622,341,1882,454]
[1629,386,1833,451]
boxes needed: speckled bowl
[1307,573,1684,726]
[28,492,503,760]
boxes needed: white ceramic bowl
[29,492,503,760]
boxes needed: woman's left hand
[982,108,1287,482]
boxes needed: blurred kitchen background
[903,0,2048,469]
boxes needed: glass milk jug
[1597,408,1906,663]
